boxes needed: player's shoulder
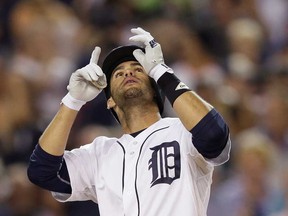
[159,117,182,126]
[156,117,186,130]
[92,135,118,147]
[77,136,118,153]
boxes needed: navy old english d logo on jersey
[148,141,181,187]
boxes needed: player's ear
[107,97,116,109]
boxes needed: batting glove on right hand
[129,27,173,82]
[62,46,107,111]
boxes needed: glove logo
[148,141,181,187]
[149,39,158,48]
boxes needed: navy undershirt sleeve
[190,109,229,159]
[27,144,72,194]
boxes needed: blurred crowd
[0,0,287,215]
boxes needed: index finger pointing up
[90,46,101,64]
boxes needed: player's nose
[124,69,135,77]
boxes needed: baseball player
[28,27,231,216]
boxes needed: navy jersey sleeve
[190,109,229,159]
[27,144,72,194]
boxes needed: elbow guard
[191,109,229,159]
[27,144,71,193]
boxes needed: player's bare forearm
[39,104,78,156]
[173,91,213,131]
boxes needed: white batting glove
[62,46,107,111]
[129,27,173,82]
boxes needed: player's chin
[124,87,143,99]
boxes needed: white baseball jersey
[53,117,231,216]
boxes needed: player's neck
[119,107,161,134]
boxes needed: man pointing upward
[28,27,231,216]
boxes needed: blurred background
[0,0,287,215]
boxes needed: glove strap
[149,63,173,82]
[61,93,86,111]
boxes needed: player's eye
[135,67,144,73]
[114,71,123,78]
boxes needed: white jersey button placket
[122,139,141,215]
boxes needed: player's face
[109,61,154,105]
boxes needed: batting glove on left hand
[62,46,107,111]
[129,27,173,82]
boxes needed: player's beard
[118,87,145,109]
[113,85,153,110]
[123,87,143,99]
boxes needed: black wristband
[157,72,190,106]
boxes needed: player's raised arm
[27,47,107,192]
[130,27,230,160]
[38,46,107,156]
[129,27,213,130]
